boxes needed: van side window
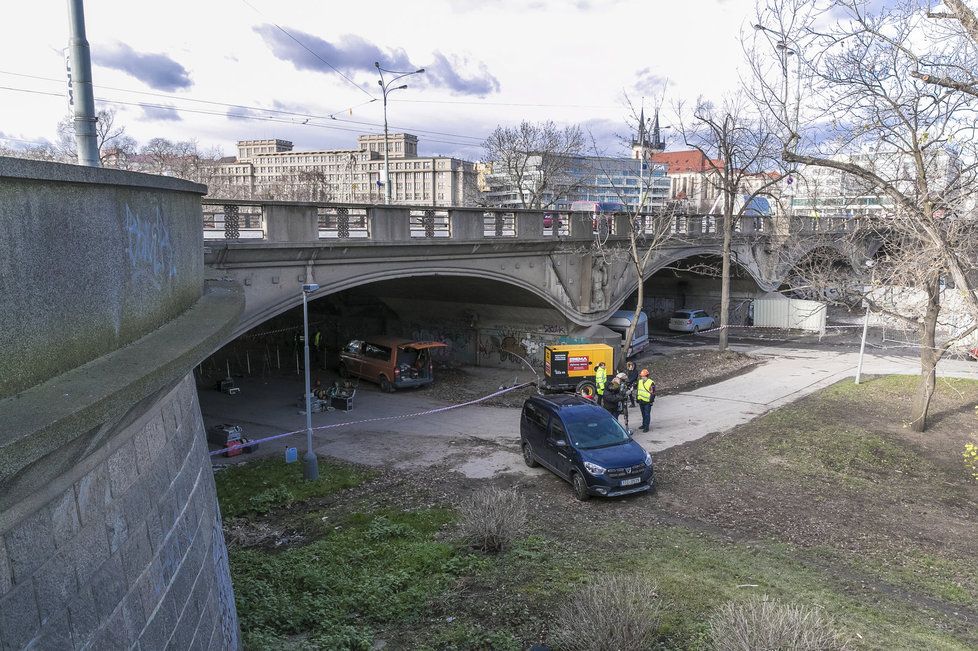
[364,343,391,360]
[524,403,549,430]
[549,418,567,442]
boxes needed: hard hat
[640,369,650,377]
[615,372,628,381]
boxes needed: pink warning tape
[208,382,536,456]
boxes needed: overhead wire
[238,0,375,100]
[0,70,485,144]
[0,85,482,149]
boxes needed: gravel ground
[418,349,758,408]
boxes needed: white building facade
[213,134,477,206]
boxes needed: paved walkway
[200,346,976,479]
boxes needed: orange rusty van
[338,337,447,392]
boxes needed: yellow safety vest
[595,367,607,394]
[636,378,654,403]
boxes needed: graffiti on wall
[403,322,475,364]
[124,204,176,287]
[477,330,552,368]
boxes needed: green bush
[215,456,372,518]
[230,509,458,650]
[248,485,295,514]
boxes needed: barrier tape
[208,381,536,457]
[648,323,976,356]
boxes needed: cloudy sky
[2,0,764,161]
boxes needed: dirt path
[202,344,976,480]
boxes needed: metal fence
[317,206,369,239]
[409,209,450,238]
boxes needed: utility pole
[301,283,320,480]
[67,0,99,167]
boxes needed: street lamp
[375,61,425,204]
[301,282,320,481]
[753,23,801,132]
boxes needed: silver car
[668,309,716,333]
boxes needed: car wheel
[338,363,349,379]
[693,325,700,333]
[379,375,393,393]
[522,441,539,468]
[572,473,590,501]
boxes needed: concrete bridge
[202,199,861,340]
[0,155,861,650]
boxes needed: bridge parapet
[200,199,837,244]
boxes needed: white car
[668,309,716,333]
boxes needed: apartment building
[480,154,672,210]
[212,134,477,206]
[788,150,958,218]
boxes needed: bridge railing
[201,199,857,244]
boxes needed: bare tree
[677,95,787,351]
[750,0,978,431]
[0,140,58,162]
[56,108,136,166]
[587,104,678,362]
[482,120,587,208]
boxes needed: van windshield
[565,414,630,450]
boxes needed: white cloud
[3,0,762,159]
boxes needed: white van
[602,310,650,358]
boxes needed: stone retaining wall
[0,375,238,650]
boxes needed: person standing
[624,360,639,407]
[636,369,655,433]
[602,378,626,423]
[594,361,608,399]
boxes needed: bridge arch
[228,267,590,344]
[604,244,778,316]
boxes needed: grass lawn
[215,375,978,650]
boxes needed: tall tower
[632,109,666,160]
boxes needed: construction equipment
[206,424,258,456]
[539,343,615,400]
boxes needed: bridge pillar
[369,206,411,241]
[265,203,318,242]
[517,212,543,239]
[569,212,592,240]
[450,209,483,240]
[0,157,242,650]
[614,214,631,238]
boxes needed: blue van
[520,395,654,501]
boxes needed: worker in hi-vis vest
[636,369,656,432]
[594,361,608,397]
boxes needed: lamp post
[301,282,320,481]
[67,0,99,167]
[753,23,801,136]
[375,62,425,205]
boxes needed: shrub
[707,595,848,651]
[248,485,295,514]
[552,573,661,651]
[964,442,978,482]
[457,487,528,553]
